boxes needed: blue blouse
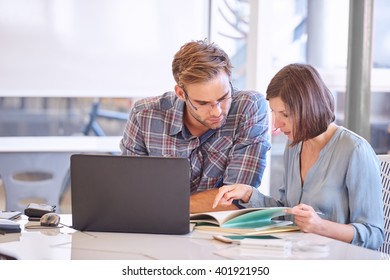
[243,126,384,250]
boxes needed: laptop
[70,154,190,234]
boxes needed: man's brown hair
[172,39,232,87]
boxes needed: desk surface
[0,215,388,260]
[0,136,122,153]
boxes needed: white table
[0,214,388,260]
[0,136,122,212]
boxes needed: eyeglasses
[182,82,234,112]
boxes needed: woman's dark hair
[266,63,335,146]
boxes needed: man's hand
[212,184,253,208]
[190,189,238,213]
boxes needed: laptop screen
[70,154,190,235]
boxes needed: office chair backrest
[378,154,390,255]
[0,152,71,212]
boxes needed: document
[190,207,299,234]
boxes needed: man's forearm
[190,188,238,213]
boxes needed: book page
[222,207,290,228]
[194,223,299,235]
[190,207,281,226]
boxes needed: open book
[190,207,299,234]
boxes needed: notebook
[70,154,190,234]
[0,211,22,220]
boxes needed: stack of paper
[0,219,21,234]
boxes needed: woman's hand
[285,203,354,244]
[284,203,324,233]
[212,184,253,208]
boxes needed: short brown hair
[172,39,232,87]
[266,63,335,146]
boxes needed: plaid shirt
[120,89,270,193]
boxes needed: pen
[238,239,292,251]
[213,235,292,250]
[316,211,325,216]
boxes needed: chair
[378,154,390,255]
[0,152,72,212]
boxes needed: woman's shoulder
[334,126,378,160]
[335,126,370,147]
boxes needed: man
[120,39,270,213]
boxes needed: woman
[213,63,384,250]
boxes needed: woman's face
[269,97,294,141]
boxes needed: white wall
[0,0,209,97]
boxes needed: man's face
[177,72,233,132]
